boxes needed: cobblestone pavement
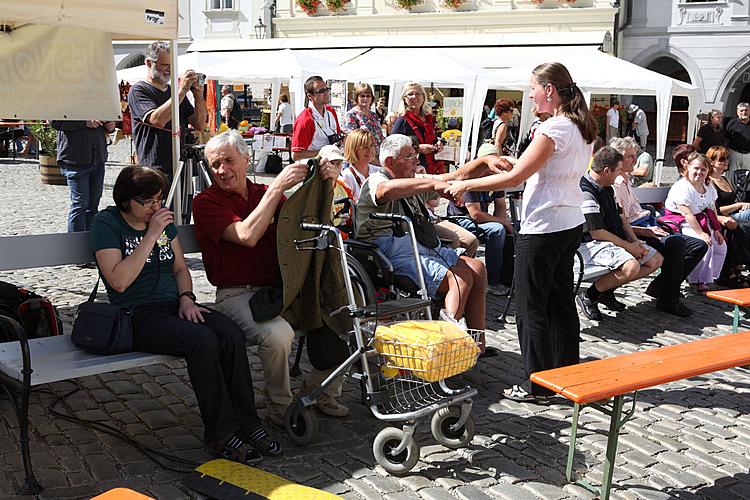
[1,149,745,500]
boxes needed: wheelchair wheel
[430,406,475,449]
[347,254,377,307]
[285,402,318,446]
[372,427,420,475]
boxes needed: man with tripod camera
[128,41,207,184]
[291,75,342,161]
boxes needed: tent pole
[169,39,184,224]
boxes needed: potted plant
[443,0,463,8]
[297,0,322,15]
[27,122,66,186]
[394,0,423,9]
[326,0,350,13]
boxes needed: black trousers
[642,233,708,302]
[514,225,582,395]
[132,302,260,444]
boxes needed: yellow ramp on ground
[195,459,342,500]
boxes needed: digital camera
[327,133,343,146]
[196,73,206,86]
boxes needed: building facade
[619,0,750,116]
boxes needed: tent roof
[325,48,479,86]
[479,50,699,97]
[1,0,178,40]
[116,49,336,84]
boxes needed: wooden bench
[530,331,750,500]
[0,225,198,495]
[706,288,750,333]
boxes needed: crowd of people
[41,39,750,462]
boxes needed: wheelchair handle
[300,222,327,232]
[370,213,406,222]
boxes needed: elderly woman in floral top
[342,83,385,165]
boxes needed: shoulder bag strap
[89,244,160,307]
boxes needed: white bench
[0,225,198,495]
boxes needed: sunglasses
[715,157,728,162]
[311,87,331,94]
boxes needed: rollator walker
[285,212,482,475]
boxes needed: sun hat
[628,104,639,113]
[477,143,500,158]
[319,144,345,162]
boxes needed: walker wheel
[284,402,318,445]
[372,427,420,475]
[431,406,475,449]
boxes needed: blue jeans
[456,219,506,284]
[61,163,105,232]
[732,209,750,223]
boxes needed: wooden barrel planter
[38,154,67,186]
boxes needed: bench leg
[566,402,581,482]
[1,382,43,495]
[734,305,740,333]
[599,395,625,500]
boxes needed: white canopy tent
[470,49,700,185]
[325,48,480,166]
[0,0,178,120]
[118,49,336,126]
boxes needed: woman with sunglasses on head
[447,62,597,401]
[91,165,280,465]
[392,82,445,175]
[342,83,385,165]
[708,146,750,222]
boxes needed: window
[208,0,234,10]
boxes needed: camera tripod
[166,143,213,224]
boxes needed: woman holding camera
[392,82,445,175]
[91,166,280,464]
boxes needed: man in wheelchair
[355,134,488,335]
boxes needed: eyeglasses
[715,157,728,162]
[311,87,331,94]
[134,197,163,209]
[397,153,420,161]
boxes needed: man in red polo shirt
[291,75,341,161]
[193,130,347,428]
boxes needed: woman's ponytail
[532,63,598,144]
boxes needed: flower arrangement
[395,0,423,9]
[326,0,350,12]
[443,0,463,8]
[297,0,322,15]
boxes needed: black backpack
[479,117,495,142]
[229,96,243,127]
[0,280,63,343]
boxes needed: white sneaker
[487,284,510,297]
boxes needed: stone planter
[38,154,66,186]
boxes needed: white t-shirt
[339,164,379,201]
[665,178,718,228]
[606,107,619,128]
[220,94,234,115]
[520,116,593,234]
[277,102,294,126]
[309,105,338,152]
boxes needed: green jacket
[277,159,352,369]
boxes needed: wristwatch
[179,291,197,302]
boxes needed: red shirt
[291,105,341,153]
[193,180,284,287]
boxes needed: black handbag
[399,198,440,249]
[72,248,159,355]
[248,285,284,322]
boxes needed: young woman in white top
[340,128,380,201]
[274,95,294,134]
[664,152,728,292]
[448,62,597,401]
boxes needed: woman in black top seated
[707,146,750,287]
[91,166,280,464]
